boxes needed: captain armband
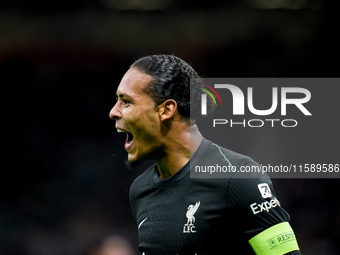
[249,222,300,255]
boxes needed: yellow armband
[249,222,300,255]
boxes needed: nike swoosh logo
[138,217,148,229]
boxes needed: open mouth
[125,131,134,150]
[117,129,134,150]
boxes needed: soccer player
[109,54,301,255]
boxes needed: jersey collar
[152,138,210,188]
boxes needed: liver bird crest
[186,201,200,225]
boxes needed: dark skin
[109,67,203,179]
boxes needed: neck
[155,124,203,179]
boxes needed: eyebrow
[116,92,134,101]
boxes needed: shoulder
[197,139,281,202]
[205,139,259,168]
[196,139,261,179]
[129,164,156,207]
[129,164,155,197]
[129,164,156,221]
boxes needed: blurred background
[1,0,339,254]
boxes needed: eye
[116,95,131,106]
[123,99,130,104]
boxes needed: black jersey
[129,138,301,255]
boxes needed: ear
[158,99,177,121]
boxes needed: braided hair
[131,54,215,120]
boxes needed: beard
[125,158,143,170]
[124,147,160,171]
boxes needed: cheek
[136,120,158,140]
[133,113,160,142]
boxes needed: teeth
[117,129,125,133]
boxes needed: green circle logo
[268,238,277,247]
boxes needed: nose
[109,102,121,120]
